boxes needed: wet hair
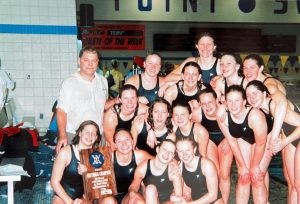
[79,46,101,60]
[172,100,192,114]
[176,135,197,148]
[221,52,244,77]
[245,80,271,96]
[244,54,265,67]
[225,85,247,101]
[199,87,218,100]
[119,84,138,98]
[195,32,216,45]
[113,128,133,142]
[160,138,176,147]
[181,61,203,89]
[145,51,162,65]
[182,61,202,75]
[147,98,173,134]
[71,120,101,149]
[243,54,269,76]
[194,32,218,58]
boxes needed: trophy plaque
[80,146,117,201]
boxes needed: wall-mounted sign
[76,0,300,23]
[80,24,145,50]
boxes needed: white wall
[0,0,78,128]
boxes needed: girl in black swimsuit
[51,120,117,204]
[104,84,148,150]
[172,100,209,158]
[197,88,233,204]
[246,80,300,203]
[113,129,152,204]
[214,52,245,103]
[173,136,221,203]
[218,85,269,204]
[131,98,175,156]
[166,32,220,88]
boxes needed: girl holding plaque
[51,120,116,204]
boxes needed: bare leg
[252,179,267,204]
[283,144,297,204]
[236,176,251,204]
[247,140,273,204]
[207,141,220,173]
[258,143,273,203]
[295,142,300,204]
[264,172,270,202]
[282,149,292,204]
[218,139,233,204]
[236,140,251,204]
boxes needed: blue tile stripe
[0,24,77,35]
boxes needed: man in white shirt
[55,47,110,154]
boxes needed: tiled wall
[0,0,78,128]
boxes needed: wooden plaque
[80,146,117,201]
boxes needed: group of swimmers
[51,33,300,204]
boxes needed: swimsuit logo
[160,178,165,182]
[243,127,247,131]
[196,174,200,178]
[129,168,133,173]
[89,151,104,168]
[210,73,214,76]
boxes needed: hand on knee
[128,191,145,204]
[250,167,265,185]
[238,173,251,185]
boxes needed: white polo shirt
[57,72,108,134]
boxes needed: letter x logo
[89,151,104,168]
[92,155,102,165]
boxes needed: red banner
[80,24,145,50]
